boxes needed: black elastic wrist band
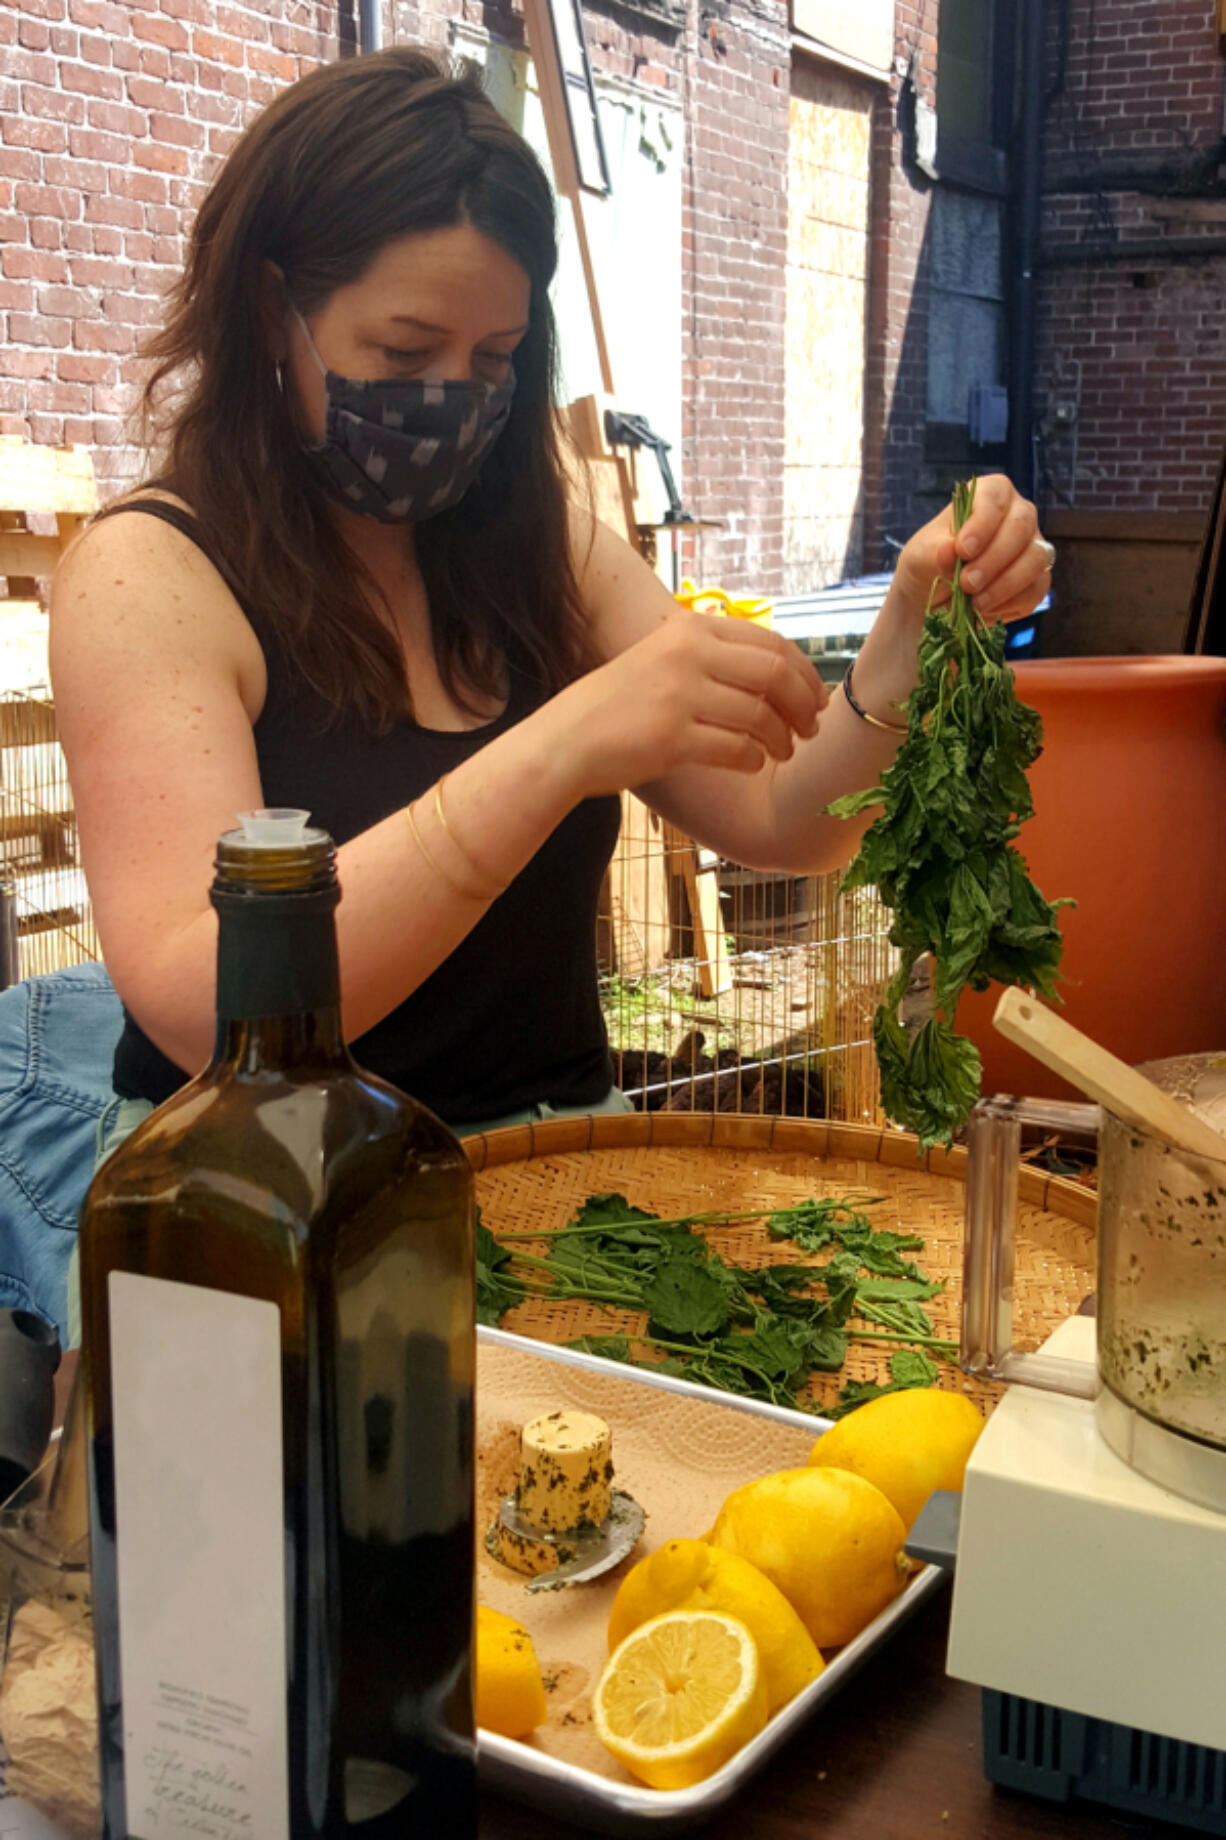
[842,660,908,735]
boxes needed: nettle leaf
[798,1321,849,1372]
[738,1263,823,1318]
[833,481,1070,1149]
[475,1219,528,1327]
[486,1187,952,1414]
[570,1193,663,1231]
[888,1349,941,1388]
[858,1296,936,1340]
[643,1252,732,1339]
[855,1275,945,1303]
[766,1199,844,1253]
[826,785,887,822]
[734,1314,814,1383]
[876,1017,983,1155]
[825,1246,867,1282]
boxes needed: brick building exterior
[863,0,1226,651]
[0,0,340,495]
[3,0,1224,631]
[681,0,791,590]
[0,0,794,595]
[1039,0,1226,521]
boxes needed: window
[935,0,1017,193]
[925,189,1006,441]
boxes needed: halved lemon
[592,1610,768,1791]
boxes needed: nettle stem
[849,1328,959,1355]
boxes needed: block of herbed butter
[489,1518,562,1579]
[518,1409,613,1534]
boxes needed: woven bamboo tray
[464,1112,1098,1416]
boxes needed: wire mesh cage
[599,795,894,1123]
[0,689,99,985]
[0,692,895,1125]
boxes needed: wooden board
[559,394,642,552]
[603,792,673,979]
[0,438,97,518]
[1040,510,1205,656]
[784,62,873,594]
[663,818,731,997]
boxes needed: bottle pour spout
[237,809,313,847]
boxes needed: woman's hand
[559,607,828,800]
[890,473,1050,629]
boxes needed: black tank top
[105,500,620,1123]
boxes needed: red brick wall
[1038,0,1226,517]
[5,0,796,589]
[0,0,339,496]
[679,0,791,594]
[863,0,1226,567]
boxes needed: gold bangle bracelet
[433,772,457,842]
[432,773,507,900]
[405,799,493,904]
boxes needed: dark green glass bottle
[80,810,476,1839]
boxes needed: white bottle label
[109,1272,290,1840]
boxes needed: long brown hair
[141,47,594,728]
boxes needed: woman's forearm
[742,587,920,873]
[121,692,591,1077]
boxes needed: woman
[50,47,1050,1159]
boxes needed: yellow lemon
[475,1605,548,1739]
[808,1387,985,1530]
[593,1610,768,1791]
[707,1467,909,1649]
[607,1538,823,1713]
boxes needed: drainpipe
[1006,0,1048,497]
[358,0,383,53]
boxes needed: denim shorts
[0,964,123,1346]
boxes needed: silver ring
[1035,536,1057,570]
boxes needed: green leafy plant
[475,1190,957,1412]
[475,1217,529,1327]
[828,480,1071,1150]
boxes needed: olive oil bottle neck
[213,1008,348,1075]
[211,891,349,1074]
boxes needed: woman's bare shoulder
[51,490,267,719]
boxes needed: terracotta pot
[956,656,1226,1101]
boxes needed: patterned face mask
[292,307,516,524]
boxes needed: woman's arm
[51,508,823,1076]
[52,511,601,1076]
[575,475,1048,872]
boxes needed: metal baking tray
[476,1325,948,1835]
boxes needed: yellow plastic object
[592,1610,768,1790]
[606,1538,823,1714]
[676,578,773,628]
[475,1605,549,1739]
[808,1389,985,1531]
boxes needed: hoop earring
[275,361,285,395]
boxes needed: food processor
[945,1056,1226,1830]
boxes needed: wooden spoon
[993,987,1226,1164]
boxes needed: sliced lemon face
[593,1610,768,1791]
[607,1538,823,1714]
